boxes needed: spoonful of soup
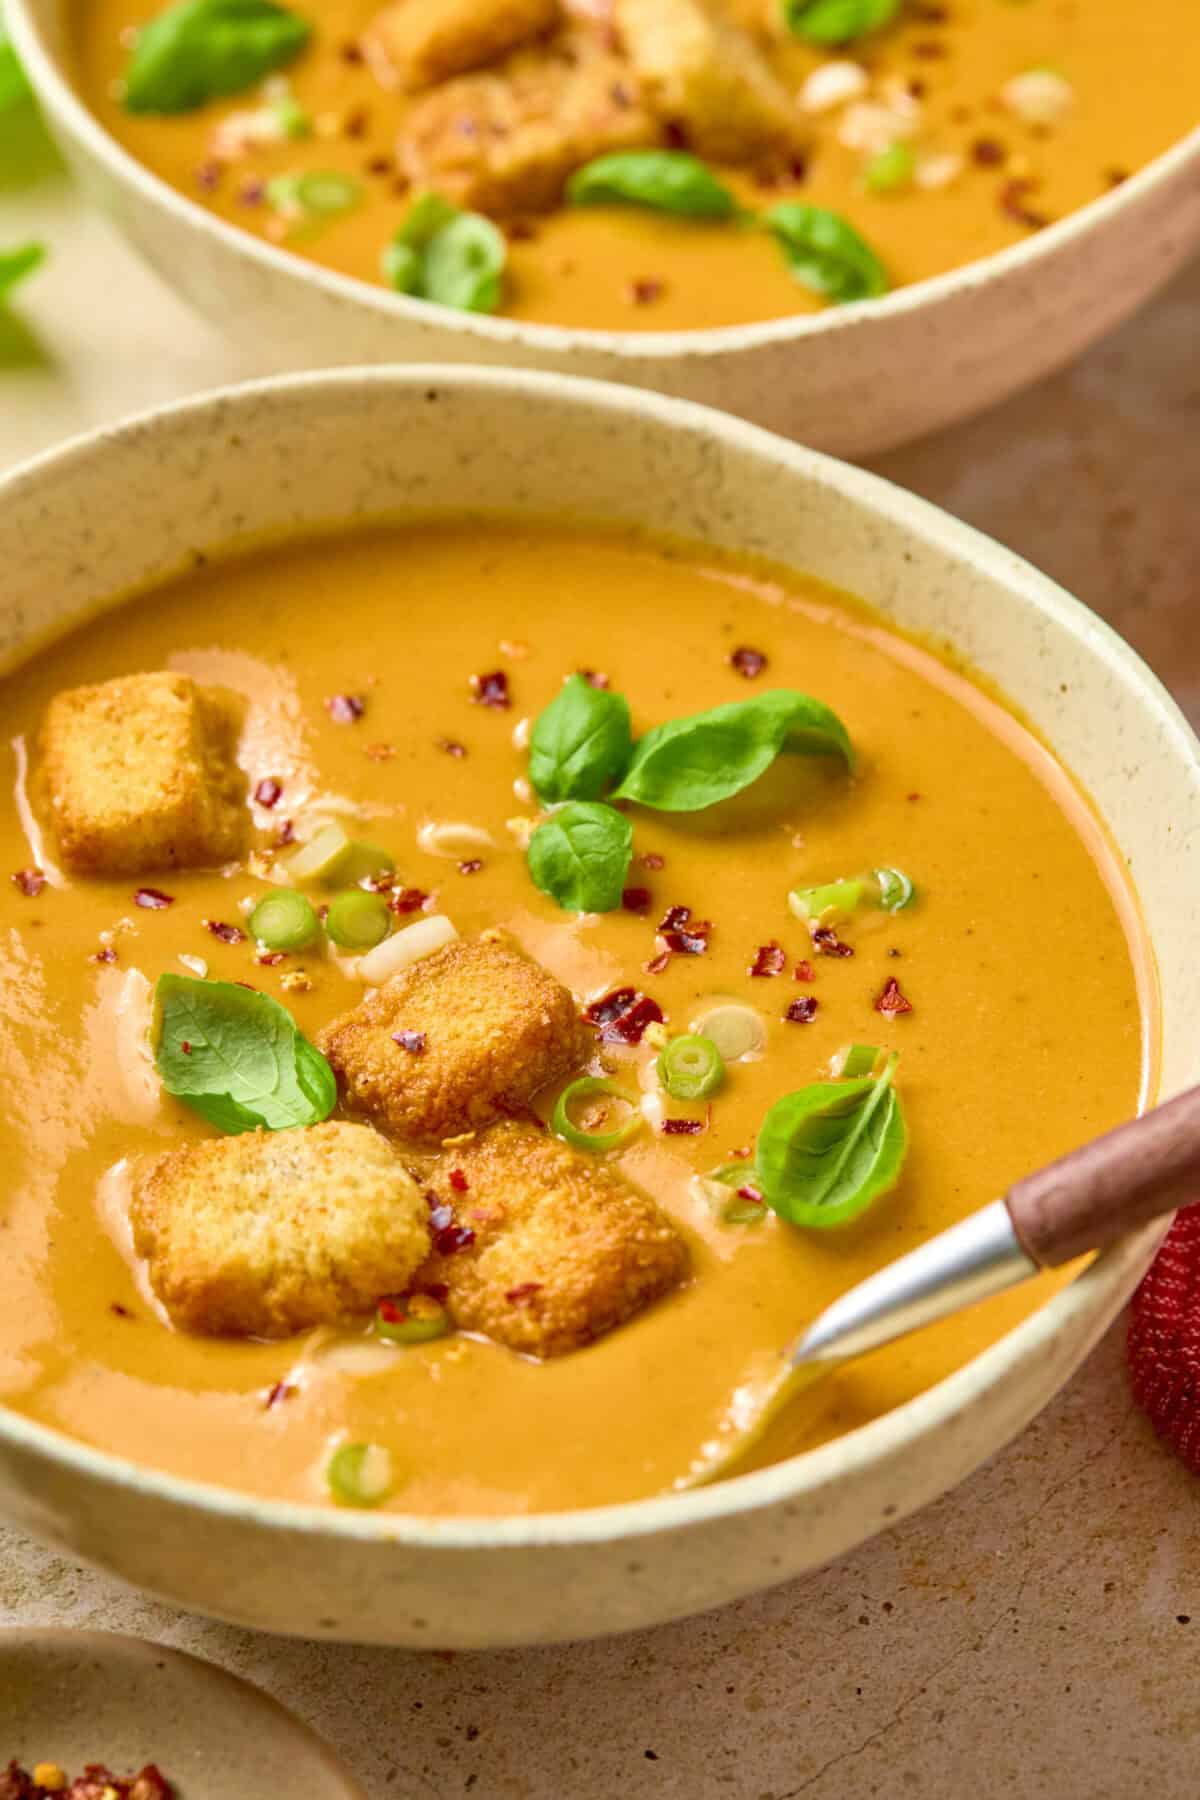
[681,1083,1200,1488]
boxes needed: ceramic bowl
[10,0,1200,458]
[0,366,1196,1648]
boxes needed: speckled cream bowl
[11,0,1200,458]
[0,367,1196,1648]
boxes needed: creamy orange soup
[0,522,1152,1514]
[72,0,1200,332]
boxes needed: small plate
[0,1630,366,1798]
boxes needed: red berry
[1128,1207,1200,1474]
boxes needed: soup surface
[0,522,1151,1514]
[72,0,1200,332]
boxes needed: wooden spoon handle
[1006,1084,1200,1268]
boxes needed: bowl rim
[10,0,1200,361]
[0,362,1196,1550]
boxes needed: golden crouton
[396,26,662,213]
[420,1121,688,1356]
[131,1122,430,1338]
[614,0,801,162]
[366,0,560,90]
[318,936,591,1146]
[40,671,245,877]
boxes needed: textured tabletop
[2,141,1200,1799]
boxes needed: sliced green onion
[333,841,396,888]
[382,239,422,294]
[271,93,311,139]
[326,889,391,950]
[326,1441,394,1508]
[657,1033,725,1101]
[690,1002,766,1063]
[863,142,914,193]
[248,887,320,952]
[375,1295,450,1344]
[421,212,506,313]
[268,169,361,218]
[835,1043,884,1079]
[286,821,351,883]
[788,876,866,923]
[874,866,915,913]
[552,1076,643,1153]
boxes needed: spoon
[681,1083,1200,1488]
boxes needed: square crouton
[131,1121,431,1338]
[420,1120,688,1356]
[614,0,802,163]
[40,671,245,877]
[396,26,663,214]
[366,0,560,90]
[318,935,591,1146]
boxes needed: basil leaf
[0,241,43,299]
[154,972,337,1134]
[755,1052,907,1228]
[527,802,633,913]
[614,688,854,813]
[124,0,311,115]
[781,0,902,45]
[765,203,890,304]
[0,14,31,113]
[529,674,633,805]
[568,150,739,219]
[381,193,506,314]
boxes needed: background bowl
[0,366,1196,1647]
[10,0,1200,459]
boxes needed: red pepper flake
[578,668,611,689]
[134,887,174,909]
[458,858,484,875]
[345,106,368,138]
[640,852,665,870]
[448,1168,468,1193]
[971,136,1006,166]
[627,277,664,305]
[471,670,511,709]
[422,1282,450,1303]
[237,176,266,205]
[785,996,819,1024]
[435,737,468,758]
[389,886,430,914]
[729,646,768,679]
[736,1183,764,1204]
[265,1379,295,1409]
[276,817,297,846]
[195,158,221,191]
[365,741,396,762]
[110,1301,135,1319]
[644,950,672,976]
[875,976,913,1016]
[11,867,45,897]
[254,776,283,808]
[506,1282,543,1304]
[91,946,118,964]
[999,177,1050,229]
[180,1041,192,1055]
[257,950,286,966]
[326,692,366,724]
[585,987,664,1045]
[749,940,786,978]
[910,37,948,56]
[392,1030,427,1055]
[506,218,538,241]
[1105,166,1131,188]
[435,1221,476,1256]
[662,1118,704,1136]
[812,926,853,958]
[907,792,922,803]
[204,918,246,944]
[340,38,364,62]
[795,959,815,983]
[657,903,710,956]
[622,886,652,915]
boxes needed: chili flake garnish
[785,996,819,1024]
[875,976,914,1016]
[91,946,118,964]
[795,959,815,982]
[389,886,430,914]
[506,1282,543,1304]
[471,670,511,709]
[640,852,665,870]
[365,742,396,761]
[437,737,468,756]
[971,136,1006,166]
[134,887,174,909]
[578,668,610,689]
[448,1168,468,1193]
[110,1301,135,1319]
[662,1118,704,1136]
[458,858,484,875]
[257,950,286,966]
[204,919,246,944]
[253,776,283,808]
[11,867,45,897]
[628,277,664,305]
[812,926,853,958]
[585,987,664,1045]
[644,950,672,976]
[427,1196,476,1257]
[749,940,786,978]
[276,817,297,846]
[325,693,366,723]
[392,1030,427,1055]
[265,1379,295,1409]
[622,886,652,914]
[736,1183,765,1204]
[999,177,1049,229]
[658,903,711,956]
[729,646,767,679]
[180,1042,192,1055]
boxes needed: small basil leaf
[0,15,31,113]
[421,212,506,313]
[765,202,890,304]
[154,972,337,1134]
[527,802,633,913]
[0,241,43,299]
[781,0,902,45]
[529,674,633,805]
[568,149,740,219]
[613,688,854,813]
[124,0,311,115]
[755,1052,907,1227]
